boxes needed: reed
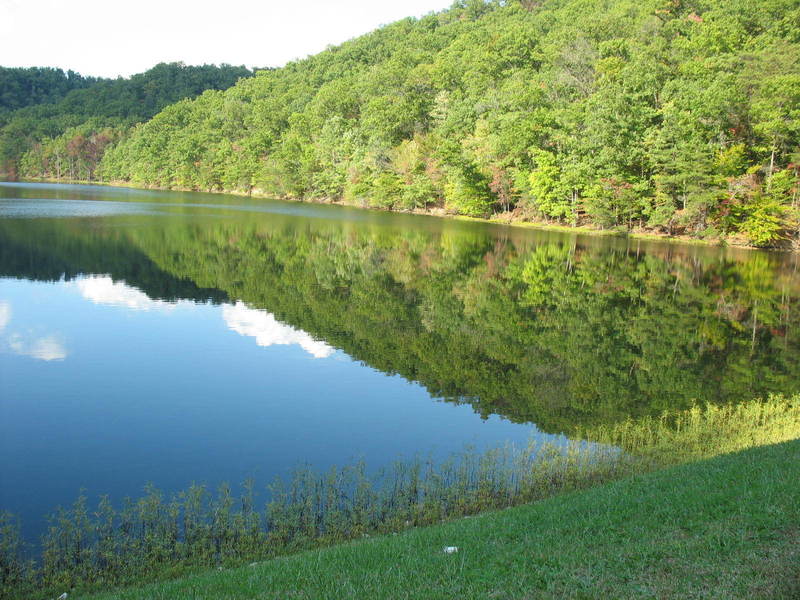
[579,393,800,465]
[2,394,798,600]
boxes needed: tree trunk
[767,144,776,191]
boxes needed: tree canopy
[0,62,253,178]
[8,0,800,247]
[0,66,101,115]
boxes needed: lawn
[84,439,800,600]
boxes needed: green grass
[83,439,800,600]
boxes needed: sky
[0,0,454,78]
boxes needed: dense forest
[0,67,101,115]
[6,0,800,247]
[0,62,253,179]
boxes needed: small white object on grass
[443,546,458,554]
[56,594,67,600]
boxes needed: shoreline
[7,176,797,252]
[85,438,800,600]
[5,396,799,600]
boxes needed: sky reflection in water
[0,273,540,541]
[1,182,797,542]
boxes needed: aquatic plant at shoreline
[579,393,800,465]
[1,394,798,600]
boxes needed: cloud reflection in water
[223,302,334,359]
[72,276,334,359]
[7,333,67,361]
[74,275,180,311]
[0,300,67,361]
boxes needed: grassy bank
[86,438,800,600]
[2,395,798,599]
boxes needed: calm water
[1,182,798,540]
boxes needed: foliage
[74,0,800,247]
[0,63,253,178]
[738,195,787,247]
[19,121,125,181]
[5,0,799,246]
[0,67,100,115]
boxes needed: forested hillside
[0,62,253,179]
[17,0,800,247]
[0,67,102,115]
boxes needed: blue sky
[0,0,453,78]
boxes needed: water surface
[1,182,798,540]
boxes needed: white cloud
[73,275,179,311]
[223,302,334,359]
[7,333,67,361]
[0,302,9,331]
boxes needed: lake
[1,182,798,541]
